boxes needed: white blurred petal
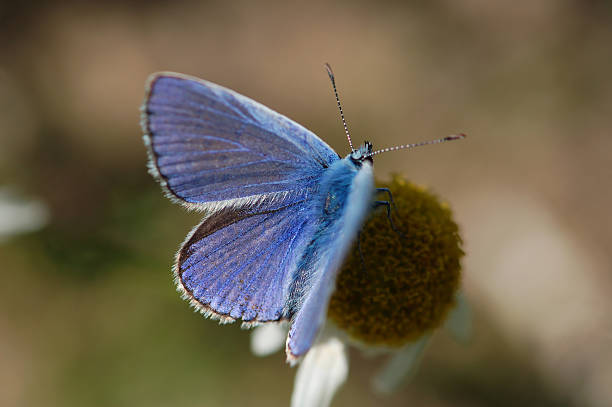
[372,334,431,394]
[291,337,348,407]
[250,323,287,357]
[0,188,49,242]
[444,291,472,343]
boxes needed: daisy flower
[251,175,469,407]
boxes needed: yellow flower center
[328,175,464,347]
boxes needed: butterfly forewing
[142,73,339,211]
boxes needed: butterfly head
[348,141,374,166]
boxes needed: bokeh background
[2,1,612,406]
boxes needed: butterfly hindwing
[177,197,318,323]
[142,73,339,211]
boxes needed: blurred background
[1,1,611,406]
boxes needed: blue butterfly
[141,66,464,362]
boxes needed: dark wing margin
[141,72,339,212]
[175,197,317,324]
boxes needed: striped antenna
[366,134,466,158]
[324,63,355,152]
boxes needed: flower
[251,175,469,407]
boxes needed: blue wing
[141,72,339,211]
[142,72,339,324]
[177,198,318,323]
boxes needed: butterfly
[141,65,464,362]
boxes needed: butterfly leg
[373,200,404,237]
[375,188,404,236]
[376,188,399,212]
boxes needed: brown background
[1,1,611,406]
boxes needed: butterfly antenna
[367,134,467,157]
[324,63,355,152]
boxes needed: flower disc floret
[328,175,464,347]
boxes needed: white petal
[291,337,348,407]
[0,187,49,241]
[372,334,431,394]
[250,323,287,357]
[444,291,472,343]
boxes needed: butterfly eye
[349,152,364,166]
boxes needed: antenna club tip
[446,133,467,141]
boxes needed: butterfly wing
[177,199,318,323]
[142,72,339,211]
[142,73,340,324]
